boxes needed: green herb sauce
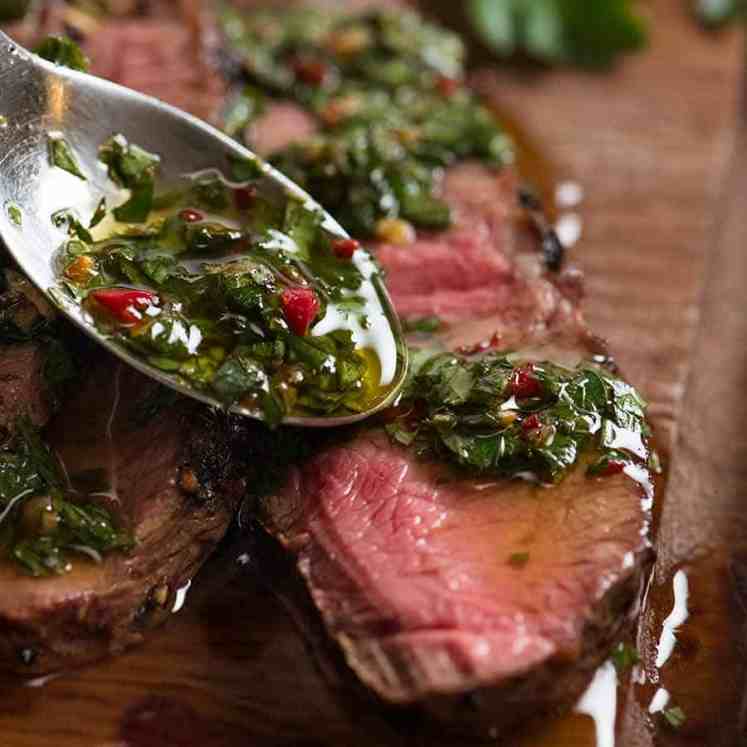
[0,420,132,576]
[58,134,399,425]
[219,6,513,238]
[34,35,90,72]
[386,349,651,484]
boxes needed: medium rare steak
[259,219,654,737]
[228,2,655,730]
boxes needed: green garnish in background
[34,35,90,72]
[467,0,648,70]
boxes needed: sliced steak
[0,10,243,675]
[0,363,246,675]
[233,4,654,728]
[262,427,651,736]
[0,268,57,436]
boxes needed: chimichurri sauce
[385,348,655,485]
[57,134,399,425]
[220,6,514,238]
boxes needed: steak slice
[0,10,244,675]
[0,362,246,675]
[262,422,651,736]
[0,268,56,435]
[238,16,654,727]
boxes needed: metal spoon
[0,31,407,427]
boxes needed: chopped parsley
[220,7,513,238]
[223,86,266,139]
[662,705,687,729]
[0,420,133,576]
[611,642,640,673]
[467,0,648,70]
[99,134,160,223]
[34,35,90,72]
[508,551,530,568]
[402,316,443,334]
[6,202,22,227]
[57,134,399,425]
[0,0,30,22]
[385,349,651,483]
[48,135,87,180]
[89,197,107,228]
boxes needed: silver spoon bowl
[0,31,407,426]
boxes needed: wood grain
[0,1,743,745]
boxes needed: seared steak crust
[0,358,247,675]
[0,11,242,675]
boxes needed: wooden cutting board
[0,1,743,745]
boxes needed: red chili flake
[599,460,626,476]
[179,209,203,223]
[234,185,257,210]
[510,365,542,399]
[292,58,328,87]
[280,287,320,337]
[90,288,158,325]
[331,238,360,259]
[521,414,541,433]
[435,75,460,97]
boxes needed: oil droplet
[555,213,583,248]
[575,661,617,747]
[0,115,8,130]
[172,579,192,613]
[556,181,584,208]
[655,569,689,668]
[648,687,670,714]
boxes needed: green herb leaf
[48,135,87,180]
[113,183,153,224]
[191,176,230,211]
[0,0,30,22]
[229,153,264,182]
[385,350,651,482]
[34,35,90,72]
[467,0,648,70]
[99,134,160,188]
[99,134,160,222]
[52,209,94,243]
[222,7,513,238]
[662,705,687,729]
[6,202,22,227]
[508,551,530,568]
[0,420,134,576]
[402,316,443,334]
[611,642,640,673]
[224,85,266,139]
[89,197,107,228]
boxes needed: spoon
[0,31,407,427]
